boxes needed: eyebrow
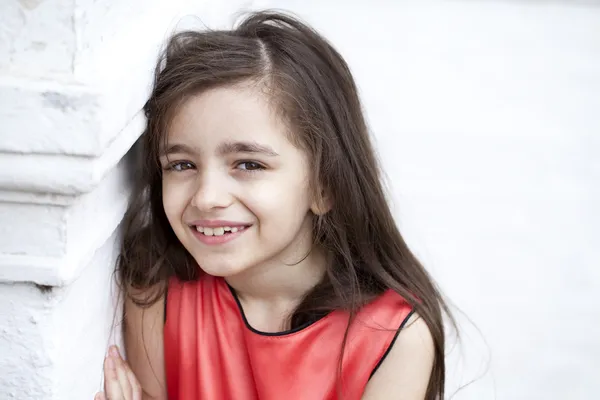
[159,143,199,157]
[217,141,279,157]
[159,140,280,158]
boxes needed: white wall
[0,0,598,399]
[274,1,599,399]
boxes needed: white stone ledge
[0,110,144,196]
[0,201,66,257]
[0,78,104,156]
[0,153,131,286]
[0,191,75,206]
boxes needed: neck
[225,240,328,306]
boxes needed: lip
[188,220,251,228]
[190,225,249,246]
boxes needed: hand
[95,345,142,400]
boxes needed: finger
[120,355,143,400]
[103,356,124,400]
[94,393,106,400]
[110,346,133,399]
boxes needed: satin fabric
[164,275,412,400]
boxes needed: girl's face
[160,84,317,278]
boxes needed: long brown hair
[118,10,455,399]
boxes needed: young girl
[96,11,453,400]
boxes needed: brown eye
[237,161,264,171]
[170,161,195,171]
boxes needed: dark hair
[118,10,455,399]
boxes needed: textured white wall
[0,0,598,399]
[0,232,121,399]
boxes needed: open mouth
[193,225,250,237]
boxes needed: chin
[193,258,250,278]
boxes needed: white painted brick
[74,0,163,58]
[0,152,134,284]
[0,229,122,400]
[0,282,55,400]
[0,111,143,195]
[0,0,76,78]
[62,155,132,282]
[0,79,103,155]
[0,202,66,257]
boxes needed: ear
[310,188,332,216]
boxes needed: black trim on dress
[369,309,416,379]
[227,283,329,337]
[163,283,169,324]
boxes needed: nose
[190,168,232,211]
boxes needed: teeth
[195,225,246,235]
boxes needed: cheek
[162,179,190,224]
[245,175,312,226]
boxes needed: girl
[96,11,454,400]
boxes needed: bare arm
[123,291,168,400]
[361,313,435,400]
[95,290,167,400]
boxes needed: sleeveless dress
[164,274,413,400]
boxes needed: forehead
[165,84,292,152]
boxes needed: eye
[236,161,265,172]
[167,161,195,172]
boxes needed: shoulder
[361,289,413,322]
[361,313,435,400]
[123,286,168,399]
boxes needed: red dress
[164,274,413,400]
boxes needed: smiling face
[159,84,318,278]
